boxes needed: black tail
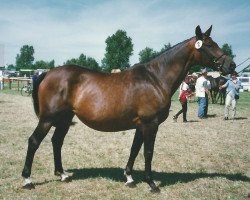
[32,72,47,117]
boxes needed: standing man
[195,68,211,119]
[219,71,241,120]
[32,71,38,84]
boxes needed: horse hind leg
[125,121,160,192]
[22,119,52,189]
[124,129,143,187]
[142,122,160,193]
[52,113,74,182]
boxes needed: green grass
[237,92,250,106]
[0,91,249,199]
[0,89,20,95]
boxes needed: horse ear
[204,25,212,37]
[195,25,203,40]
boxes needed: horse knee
[28,136,41,151]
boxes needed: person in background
[32,71,38,84]
[0,73,3,90]
[219,71,241,120]
[173,77,192,122]
[186,73,197,102]
[195,68,211,119]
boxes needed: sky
[0,0,250,72]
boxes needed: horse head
[193,25,236,75]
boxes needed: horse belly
[72,83,138,131]
[76,113,136,132]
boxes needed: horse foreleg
[51,115,74,182]
[209,91,214,104]
[124,129,143,187]
[219,92,222,105]
[22,120,52,189]
[214,91,218,104]
[222,91,226,105]
[142,121,160,192]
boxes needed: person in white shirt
[173,78,191,122]
[195,68,211,119]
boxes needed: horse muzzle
[218,57,236,75]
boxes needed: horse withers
[21,25,236,192]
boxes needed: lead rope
[236,57,250,68]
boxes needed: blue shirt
[224,79,241,96]
[32,75,38,82]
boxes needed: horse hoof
[125,181,136,188]
[150,187,160,193]
[22,183,35,190]
[62,176,72,183]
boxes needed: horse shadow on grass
[66,167,250,187]
[233,117,248,121]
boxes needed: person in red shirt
[173,78,192,122]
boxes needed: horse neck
[147,38,195,95]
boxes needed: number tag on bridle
[195,40,203,49]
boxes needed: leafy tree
[139,47,157,63]
[100,57,108,71]
[65,58,78,65]
[48,60,55,69]
[34,60,55,69]
[159,42,172,54]
[221,43,235,59]
[138,43,172,64]
[102,30,133,72]
[16,45,34,70]
[6,64,16,71]
[65,53,100,71]
[86,57,99,70]
[78,54,87,66]
[189,65,201,73]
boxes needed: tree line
[3,30,236,73]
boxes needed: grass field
[0,90,249,199]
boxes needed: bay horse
[207,75,227,104]
[22,25,236,192]
[216,76,227,104]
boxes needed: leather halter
[196,38,226,72]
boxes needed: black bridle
[196,40,226,72]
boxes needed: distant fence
[2,77,31,91]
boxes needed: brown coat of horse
[22,25,236,192]
[207,75,227,104]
